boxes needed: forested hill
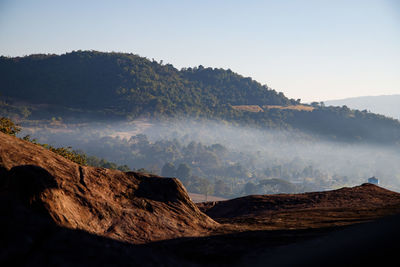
[0,51,295,116]
[1,51,400,145]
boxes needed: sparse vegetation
[232,105,264,112]
[0,116,21,136]
[22,134,87,165]
[263,105,314,111]
[2,117,129,168]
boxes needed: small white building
[368,176,379,185]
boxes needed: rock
[0,132,217,244]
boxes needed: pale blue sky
[0,0,399,101]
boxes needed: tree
[310,102,320,108]
[214,179,230,196]
[176,163,191,180]
[258,178,297,194]
[197,178,213,201]
[244,182,258,195]
[161,162,176,177]
[0,117,21,136]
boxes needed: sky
[0,0,399,102]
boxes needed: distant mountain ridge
[325,95,400,120]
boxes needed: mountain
[0,51,295,118]
[325,95,400,120]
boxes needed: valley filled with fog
[19,118,400,198]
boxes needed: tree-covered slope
[0,51,295,116]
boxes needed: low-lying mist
[20,118,400,197]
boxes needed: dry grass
[263,105,314,111]
[232,105,314,112]
[198,184,400,231]
[232,105,263,112]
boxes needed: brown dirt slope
[0,132,217,244]
[263,104,314,111]
[198,185,400,229]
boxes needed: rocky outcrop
[198,183,400,229]
[0,132,217,244]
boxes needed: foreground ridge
[1,131,400,266]
[198,184,400,229]
[0,131,217,245]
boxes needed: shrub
[0,117,21,136]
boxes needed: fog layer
[20,119,400,196]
